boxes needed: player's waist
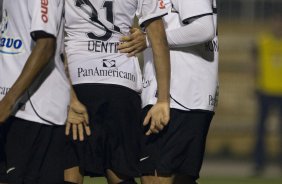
[68,60,140,79]
[66,49,139,66]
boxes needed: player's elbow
[36,37,56,60]
[204,21,216,41]
[200,15,216,42]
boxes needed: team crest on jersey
[0,10,24,55]
[159,0,171,9]
[158,0,166,9]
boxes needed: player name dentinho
[88,40,119,53]
[78,67,136,82]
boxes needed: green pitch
[83,176,282,184]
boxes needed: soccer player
[63,0,170,184]
[252,10,282,175]
[0,0,70,183]
[118,0,219,183]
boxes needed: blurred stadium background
[200,0,282,182]
[205,0,282,175]
[201,0,282,182]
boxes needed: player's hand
[143,101,170,136]
[118,28,147,57]
[0,98,14,124]
[65,99,91,141]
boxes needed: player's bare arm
[118,15,215,54]
[64,54,91,141]
[0,37,55,124]
[143,18,170,136]
[118,21,170,135]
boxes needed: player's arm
[0,35,55,123]
[118,15,215,54]
[64,55,91,141]
[164,15,215,48]
[142,18,171,136]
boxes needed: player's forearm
[166,15,215,48]
[3,38,56,105]
[63,52,79,103]
[145,18,170,102]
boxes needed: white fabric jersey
[0,0,70,125]
[65,0,167,92]
[142,0,219,111]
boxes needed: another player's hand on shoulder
[143,101,170,136]
[65,97,91,141]
[118,28,147,57]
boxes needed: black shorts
[0,124,7,183]
[140,106,214,179]
[66,84,142,177]
[0,117,66,184]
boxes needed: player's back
[65,0,165,92]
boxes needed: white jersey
[142,0,219,111]
[0,0,70,125]
[65,0,167,92]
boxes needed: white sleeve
[136,0,168,26]
[29,0,62,38]
[174,0,213,23]
[166,15,215,48]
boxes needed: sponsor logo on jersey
[0,11,24,55]
[209,86,219,107]
[159,0,166,9]
[142,78,153,88]
[103,59,116,68]
[88,40,119,53]
[0,86,10,96]
[77,61,136,82]
[0,37,24,54]
[41,0,49,23]
[208,95,217,107]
